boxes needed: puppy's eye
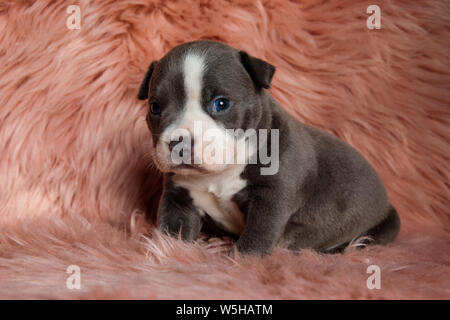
[150,102,161,115]
[212,98,230,113]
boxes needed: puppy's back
[283,116,400,251]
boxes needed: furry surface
[0,0,449,299]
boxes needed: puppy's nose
[168,136,195,156]
[168,138,182,152]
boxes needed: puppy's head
[138,40,275,175]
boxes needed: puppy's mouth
[170,163,209,173]
[151,149,209,175]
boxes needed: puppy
[137,40,400,255]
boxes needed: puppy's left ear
[138,61,157,100]
[239,51,275,89]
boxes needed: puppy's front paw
[157,213,202,242]
[158,216,184,238]
[235,237,271,256]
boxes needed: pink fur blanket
[0,0,449,299]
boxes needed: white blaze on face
[155,52,239,172]
[154,52,250,235]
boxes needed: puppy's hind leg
[324,206,400,253]
[363,206,401,245]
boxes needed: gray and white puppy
[138,40,400,255]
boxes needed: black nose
[168,138,182,152]
[168,136,195,160]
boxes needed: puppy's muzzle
[168,135,199,167]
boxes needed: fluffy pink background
[0,0,449,299]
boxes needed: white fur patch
[173,165,246,234]
[183,53,204,104]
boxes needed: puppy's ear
[138,61,157,100]
[239,51,275,89]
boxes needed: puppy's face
[138,40,275,175]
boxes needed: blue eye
[212,98,230,113]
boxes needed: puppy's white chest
[172,166,247,234]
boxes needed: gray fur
[138,40,400,255]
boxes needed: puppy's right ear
[138,61,157,100]
[239,51,275,89]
